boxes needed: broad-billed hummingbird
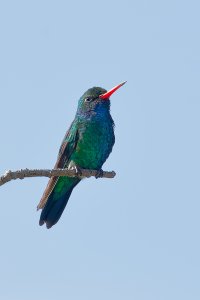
[37,81,126,228]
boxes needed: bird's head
[77,81,126,116]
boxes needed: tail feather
[39,177,80,228]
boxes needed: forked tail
[39,176,80,229]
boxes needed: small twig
[0,168,116,187]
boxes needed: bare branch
[0,168,116,187]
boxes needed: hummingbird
[37,81,126,228]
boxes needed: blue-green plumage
[38,83,125,228]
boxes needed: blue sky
[0,0,200,299]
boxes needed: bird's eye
[85,97,92,102]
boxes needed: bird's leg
[95,169,104,179]
[67,161,82,177]
[73,165,82,177]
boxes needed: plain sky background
[0,0,200,299]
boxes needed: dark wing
[37,120,79,210]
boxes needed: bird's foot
[95,169,104,179]
[73,165,82,177]
[68,162,82,177]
